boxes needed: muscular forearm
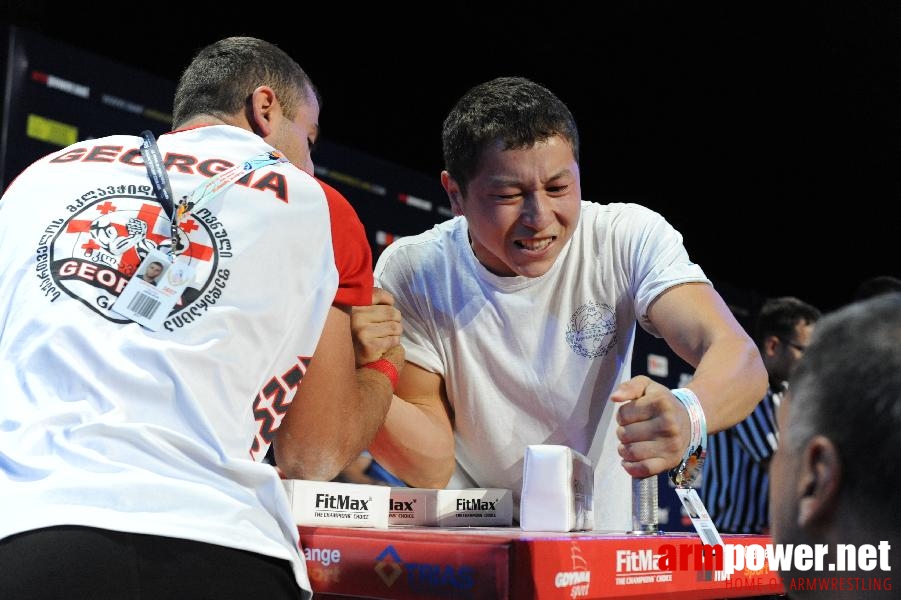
[613,344,765,480]
[368,395,456,489]
[614,283,769,479]
[650,283,768,435]
[276,369,393,481]
[686,335,767,434]
[274,307,398,481]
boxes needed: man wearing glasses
[700,296,821,534]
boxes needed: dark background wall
[6,2,898,315]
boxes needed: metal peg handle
[630,475,659,534]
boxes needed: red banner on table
[299,526,784,599]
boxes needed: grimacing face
[446,135,582,278]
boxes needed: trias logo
[456,498,498,511]
[374,545,475,594]
[314,493,370,511]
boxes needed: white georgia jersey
[0,125,343,596]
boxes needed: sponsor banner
[299,527,785,599]
[517,534,781,599]
[31,69,90,98]
[300,527,509,599]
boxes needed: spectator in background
[769,292,901,595]
[851,274,901,302]
[701,296,821,533]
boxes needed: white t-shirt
[0,125,347,597]
[374,201,709,530]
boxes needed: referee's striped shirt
[699,388,780,534]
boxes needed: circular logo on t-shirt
[45,192,220,323]
[565,301,617,358]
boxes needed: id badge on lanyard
[112,131,288,330]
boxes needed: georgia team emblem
[44,190,221,323]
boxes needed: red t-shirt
[318,179,373,307]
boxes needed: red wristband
[361,358,398,391]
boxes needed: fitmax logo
[314,493,370,510]
[616,550,663,572]
[456,498,497,511]
[389,499,416,512]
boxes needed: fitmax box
[388,487,513,527]
[283,479,390,529]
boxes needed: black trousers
[0,525,307,600]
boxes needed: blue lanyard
[139,129,289,258]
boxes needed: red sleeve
[318,179,373,307]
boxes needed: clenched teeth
[516,237,555,251]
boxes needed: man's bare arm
[611,282,767,478]
[368,363,456,489]
[275,304,401,480]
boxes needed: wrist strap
[361,358,398,391]
[668,387,707,488]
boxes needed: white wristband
[669,388,707,488]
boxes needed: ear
[247,85,278,139]
[762,334,781,358]
[796,435,842,528]
[441,171,465,216]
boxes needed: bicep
[647,282,744,367]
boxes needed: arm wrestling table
[299,526,785,599]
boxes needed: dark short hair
[441,76,580,195]
[172,37,319,128]
[852,275,901,302]
[786,292,901,518]
[753,296,821,347]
